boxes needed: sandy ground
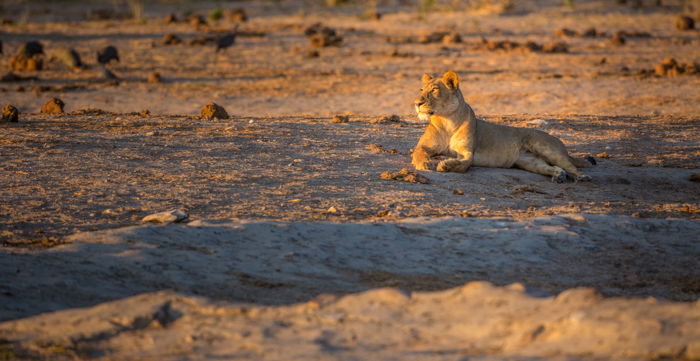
[1,0,700,359]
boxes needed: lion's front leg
[412,124,446,171]
[412,147,434,171]
[437,123,475,173]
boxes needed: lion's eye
[431,88,439,95]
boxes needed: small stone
[142,209,188,224]
[541,42,568,53]
[145,131,160,136]
[654,63,669,76]
[365,144,385,153]
[581,27,598,37]
[306,50,320,58]
[689,173,700,182]
[1,104,19,122]
[442,32,462,44]
[610,32,626,46]
[380,168,430,184]
[371,114,401,124]
[40,97,65,114]
[189,14,206,28]
[332,115,349,123]
[675,15,694,30]
[327,206,338,213]
[226,8,248,22]
[148,72,162,83]
[140,109,151,117]
[554,27,577,37]
[201,102,229,120]
[161,33,182,45]
[10,53,43,72]
[453,189,464,195]
[163,13,178,23]
[595,152,610,158]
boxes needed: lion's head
[414,71,462,121]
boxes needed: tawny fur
[412,71,592,182]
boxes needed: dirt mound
[676,15,695,30]
[380,168,430,184]
[200,102,229,120]
[225,8,247,22]
[652,57,700,76]
[40,98,65,114]
[147,72,162,83]
[481,38,568,53]
[331,114,349,123]
[161,33,182,45]
[1,104,19,122]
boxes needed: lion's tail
[570,155,597,168]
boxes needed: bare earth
[1,0,700,360]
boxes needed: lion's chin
[417,112,431,121]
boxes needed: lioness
[412,71,594,182]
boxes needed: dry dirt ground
[1,0,700,360]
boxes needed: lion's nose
[415,100,425,107]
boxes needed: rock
[610,32,626,46]
[1,104,19,122]
[441,32,462,44]
[189,14,207,28]
[161,33,182,45]
[675,16,694,30]
[453,189,465,195]
[689,173,700,182]
[581,27,598,37]
[142,209,189,224]
[305,24,342,47]
[542,41,569,53]
[331,115,349,123]
[163,13,178,23]
[226,8,247,22]
[371,114,401,124]
[216,33,236,53]
[148,72,162,83]
[19,41,44,57]
[96,46,119,65]
[188,36,216,46]
[380,168,430,184]
[140,109,151,117]
[654,63,669,76]
[10,53,43,72]
[555,27,577,37]
[306,50,319,58]
[201,102,229,120]
[52,48,84,72]
[365,144,385,153]
[309,33,342,48]
[40,98,65,114]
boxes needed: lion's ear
[441,71,459,90]
[421,73,433,84]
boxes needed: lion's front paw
[551,168,568,183]
[437,159,468,173]
[414,161,431,171]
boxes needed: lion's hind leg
[514,152,568,183]
[526,133,591,182]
